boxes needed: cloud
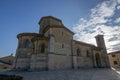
[117,0,120,4]
[90,0,116,24]
[116,0,120,9]
[114,17,120,23]
[117,5,120,9]
[73,0,120,52]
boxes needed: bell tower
[95,35,106,49]
[95,34,110,68]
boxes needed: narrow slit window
[62,44,64,48]
[86,50,90,57]
[77,48,81,56]
[41,44,45,53]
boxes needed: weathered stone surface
[48,54,72,70]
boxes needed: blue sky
[0,0,120,57]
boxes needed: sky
[0,0,120,57]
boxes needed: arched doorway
[95,53,101,68]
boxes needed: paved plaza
[0,68,120,80]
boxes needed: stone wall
[30,36,48,70]
[72,41,93,68]
[45,28,73,55]
[48,54,72,70]
[44,27,73,70]
[15,58,30,69]
[30,54,48,70]
[14,35,35,69]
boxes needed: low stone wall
[0,74,23,80]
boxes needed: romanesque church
[13,16,110,70]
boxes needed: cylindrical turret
[38,16,63,34]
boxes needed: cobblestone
[0,68,120,80]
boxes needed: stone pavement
[0,68,120,80]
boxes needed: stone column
[73,56,78,69]
[49,35,55,53]
[48,34,55,70]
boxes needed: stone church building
[13,16,110,70]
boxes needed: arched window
[41,44,45,53]
[24,40,29,48]
[77,48,81,56]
